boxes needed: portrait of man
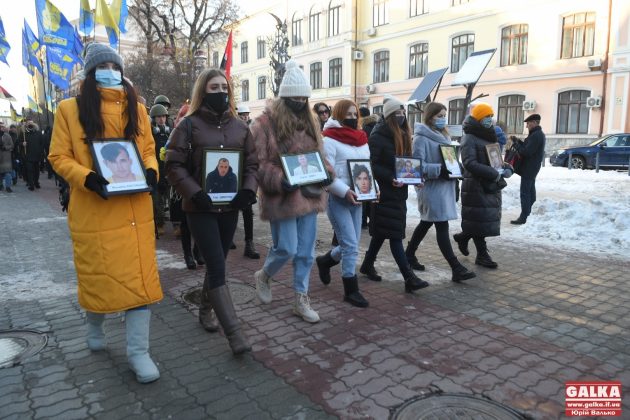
[398,159,421,178]
[205,157,238,194]
[292,154,321,176]
[100,143,143,183]
[486,144,503,170]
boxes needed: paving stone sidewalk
[1,178,629,419]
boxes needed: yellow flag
[95,0,119,35]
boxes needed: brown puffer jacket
[165,106,258,213]
[251,107,334,221]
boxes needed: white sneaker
[255,269,272,304]
[293,293,320,323]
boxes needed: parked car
[549,134,630,169]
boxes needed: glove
[159,147,166,162]
[231,189,256,210]
[191,190,213,211]
[320,177,333,187]
[502,168,513,178]
[84,172,109,200]
[281,178,299,192]
[146,168,158,189]
[439,166,452,180]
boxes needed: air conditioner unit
[367,27,377,37]
[587,58,602,69]
[586,96,602,108]
[366,84,376,94]
[352,50,365,61]
[522,100,536,111]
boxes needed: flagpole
[38,48,51,128]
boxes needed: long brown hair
[423,102,448,134]
[331,99,361,128]
[270,98,321,153]
[188,68,236,118]
[385,114,411,155]
[78,70,139,140]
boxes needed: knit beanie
[470,103,494,121]
[383,97,405,119]
[83,43,124,75]
[279,60,312,98]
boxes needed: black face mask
[203,92,229,114]
[342,118,358,130]
[396,116,407,128]
[284,98,306,113]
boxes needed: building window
[373,51,389,83]
[407,103,424,127]
[257,37,266,59]
[497,95,525,134]
[373,105,383,115]
[241,80,249,102]
[329,58,342,87]
[212,51,219,68]
[310,62,322,89]
[557,90,590,134]
[451,34,474,73]
[500,24,528,66]
[409,43,428,79]
[292,16,303,46]
[451,0,469,5]
[257,76,266,100]
[309,11,320,42]
[240,41,248,64]
[328,5,340,37]
[448,98,466,125]
[410,0,427,17]
[561,12,595,59]
[373,0,388,27]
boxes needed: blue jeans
[520,177,537,218]
[327,195,362,277]
[263,212,317,294]
[1,172,11,188]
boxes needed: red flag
[220,30,233,79]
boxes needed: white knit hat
[383,97,405,119]
[279,60,312,98]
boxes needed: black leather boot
[198,287,219,332]
[359,255,382,282]
[475,249,498,268]
[193,244,205,266]
[453,233,470,256]
[342,276,369,308]
[406,254,425,271]
[316,250,339,285]
[243,240,260,259]
[451,261,476,282]
[403,269,429,293]
[184,253,196,270]
[207,285,251,355]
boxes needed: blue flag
[22,26,44,75]
[79,0,94,35]
[47,46,76,90]
[0,17,5,38]
[36,0,75,51]
[72,27,84,65]
[0,17,9,65]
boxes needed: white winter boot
[126,309,160,384]
[86,312,106,351]
[255,269,273,304]
[293,292,320,323]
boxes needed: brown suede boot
[207,285,252,355]
[198,288,219,332]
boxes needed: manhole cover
[182,281,256,307]
[0,330,48,368]
[391,393,525,420]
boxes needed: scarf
[322,126,368,147]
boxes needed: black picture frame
[88,138,151,196]
[394,156,424,185]
[201,148,243,205]
[485,143,504,170]
[347,159,379,202]
[280,151,329,186]
[439,145,464,179]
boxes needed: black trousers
[242,205,254,241]
[187,211,238,290]
[406,220,457,266]
[25,161,40,187]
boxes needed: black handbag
[300,183,323,198]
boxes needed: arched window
[309,8,320,42]
[328,3,340,37]
[500,24,528,66]
[409,43,428,78]
[557,90,590,133]
[497,95,525,134]
[451,34,474,73]
[292,14,303,46]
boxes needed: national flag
[219,30,233,79]
[28,96,41,112]
[10,103,20,121]
[22,26,44,75]
[46,46,76,90]
[95,0,120,48]
[72,27,84,65]
[79,0,95,35]
[35,0,75,51]
[0,17,10,65]
[0,17,6,38]
[110,0,128,34]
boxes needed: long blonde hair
[187,68,236,118]
[385,114,412,155]
[270,98,322,153]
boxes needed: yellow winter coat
[48,88,163,313]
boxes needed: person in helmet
[236,104,251,125]
[150,104,171,236]
[153,95,174,129]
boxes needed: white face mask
[95,69,122,87]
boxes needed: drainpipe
[598,0,612,137]
[353,0,358,104]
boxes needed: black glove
[191,190,213,211]
[439,166,452,180]
[84,172,109,200]
[281,178,299,192]
[146,168,158,189]
[231,189,256,210]
[320,177,333,187]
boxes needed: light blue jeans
[263,212,318,294]
[327,195,363,277]
[1,172,11,188]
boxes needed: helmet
[236,104,250,114]
[153,95,171,107]
[150,104,169,118]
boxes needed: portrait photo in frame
[439,145,463,179]
[202,148,242,204]
[88,139,151,196]
[395,156,423,185]
[347,159,378,201]
[485,143,504,171]
[280,151,329,186]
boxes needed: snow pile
[0,271,75,302]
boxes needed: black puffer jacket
[368,120,408,240]
[460,116,503,237]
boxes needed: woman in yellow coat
[48,43,163,384]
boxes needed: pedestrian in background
[150,104,171,236]
[313,102,331,131]
[251,59,334,323]
[166,68,258,355]
[22,121,45,191]
[404,102,476,283]
[0,123,13,193]
[48,43,162,384]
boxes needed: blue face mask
[434,117,447,130]
[481,117,493,128]
[95,69,122,87]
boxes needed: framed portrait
[202,148,242,204]
[394,156,423,185]
[347,159,378,202]
[280,151,329,186]
[485,143,504,170]
[88,139,151,196]
[439,145,463,179]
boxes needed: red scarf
[322,127,368,147]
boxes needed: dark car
[549,134,630,169]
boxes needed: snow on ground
[156,249,188,270]
[407,162,630,261]
[0,271,75,301]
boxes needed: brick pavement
[1,177,629,419]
